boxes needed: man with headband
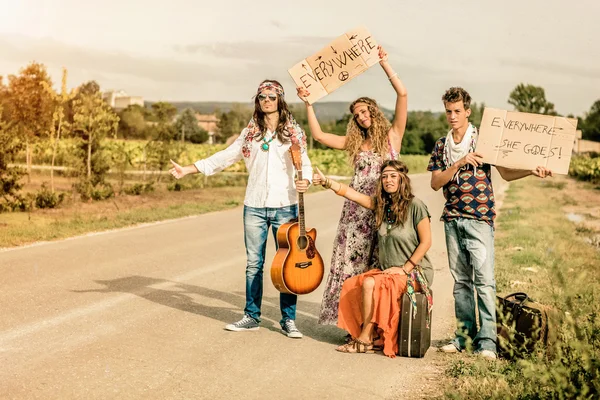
[169,79,312,339]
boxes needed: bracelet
[407,258,418,268]
[388,72,398,81]
[334,183,347,197]
[325,178,332,189]
[401,266,410,276]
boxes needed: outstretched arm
[169,132,244,179]
[313,167,374,210]
[297,87,346,150]
[378,46,407,155]
[496,166,553,181]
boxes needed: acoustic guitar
[270,143,324,295]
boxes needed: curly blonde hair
[373,160,414,228]
[345,97,391,163]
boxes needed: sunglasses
[258,93,277,101]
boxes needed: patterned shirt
[427,136,496,226]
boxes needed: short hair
[442,87,471,110]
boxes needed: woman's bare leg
[357,277,376,343]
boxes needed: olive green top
[377,197,434,285]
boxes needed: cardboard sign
[288,26,380,104]
[475,108,578,175]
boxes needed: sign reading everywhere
[475,108,578,175]
[288,26,380,104]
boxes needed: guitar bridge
[295,261,312,269]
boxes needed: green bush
[32,183,66,209]
[569,155,600,183]
[123,182,154,196]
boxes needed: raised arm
[297,87,346,150]
[377,46,408,155]
[313,167,373,209]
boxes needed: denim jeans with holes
[444,219,497,352]
[243,205,298,327]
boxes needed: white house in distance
[102,90,144,111]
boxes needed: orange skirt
[337,269,419,357]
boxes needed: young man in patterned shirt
[428,87,553,360]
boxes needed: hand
[295,179,310,193]
[458,152,484,169]
[531,166,553,178]
[313,166,327,187]
[296,87,310,104]
[169,159,186,180]
[383,267,405,275]
[378,45,388,64]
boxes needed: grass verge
[441,176,600,399]
[0,186,246,248]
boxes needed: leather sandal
[336,338,374,354]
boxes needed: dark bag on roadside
[398,292,431,358]
[496,292,557,358]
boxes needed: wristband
[388,72,398,81]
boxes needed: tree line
[1,61,599,212]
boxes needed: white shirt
[194,128,313,208]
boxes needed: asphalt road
[0,172,507,399]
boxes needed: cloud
[500,58,600,80]
[0,35,246,85]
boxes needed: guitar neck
[297,170,306,237]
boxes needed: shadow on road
[74,275,345,345]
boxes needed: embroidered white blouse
[194,128,313,208]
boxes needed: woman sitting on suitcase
[313,159,433,357]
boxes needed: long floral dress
[318,149,395,325]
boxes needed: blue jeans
[444,219,497,352]
[243,205,298,327]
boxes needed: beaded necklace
[261,134,275,151]
[385,202,396,234]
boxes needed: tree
[118,104,148,139]
[508,83,557,115]
[42,68,76,192]
[0,107,26,211]
[174,108,208,143]
[71,89,119,198]
[6,62,55,182]
[151,102,177,124]
[582,99,600,142]
[215,104,251,143]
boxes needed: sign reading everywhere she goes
[475,108,578,175]
[288,26,380,104]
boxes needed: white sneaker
[225,315,259,332]
[281,319,303,339]
[478,350,497,360]
[440,343,460,353]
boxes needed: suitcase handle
[503,292,530,305]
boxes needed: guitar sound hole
[296,235,308,251]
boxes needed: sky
[0,0,598,116]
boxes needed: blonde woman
[297,46,408,327]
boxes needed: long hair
[252,79,293,143]
[373,160,414,228]
[344,97,391,162]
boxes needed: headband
[257,81,284,97]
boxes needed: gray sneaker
[225,315,259,332]
[281,319,303,339]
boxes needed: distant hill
[145,101,394,123]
